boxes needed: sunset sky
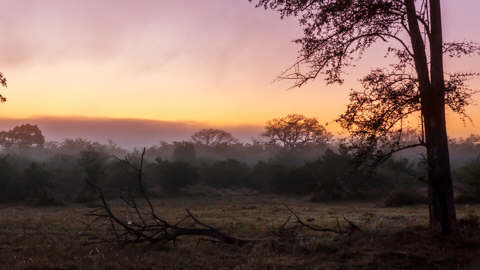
[0,0,479,142]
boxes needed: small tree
[262,114,331,151]
[191,129,238,146]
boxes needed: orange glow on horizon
[0,0,478,139]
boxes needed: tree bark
[425,0,457,234]
[405,0,457,234]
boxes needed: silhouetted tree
[262,114,331,151]
[191,129,238,146]
[0,124,45,149]
[251,0,480,234]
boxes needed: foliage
[0,155,22,202]
[199,159,250,189]
[155,159,198,193]
[23,162,59,205]
[455,158,480,203]
[383,189,428,207]
[337,69,477,165]
[76,148,108,202]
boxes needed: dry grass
[1,195,480,269]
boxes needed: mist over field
[0,117,263,148]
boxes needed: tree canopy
[0,124,45,149]
[262,114,331,151]
[191,129,238,146]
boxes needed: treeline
[1,118,480,206]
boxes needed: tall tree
[251,0,480,233]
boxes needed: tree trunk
[424,0,457,234]
[421,88,456,233]
[405,0,457,234]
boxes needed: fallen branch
[283,204,360,234]
[85,148,360,247]
[85,148,256,247]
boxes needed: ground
[1,195,480,269]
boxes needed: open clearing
[1,195,480,270]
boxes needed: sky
[0,0,479,144]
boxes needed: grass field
[1,195,480,269]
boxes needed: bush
[200,159,250,188]
[383,190,428,207]
[0,156,23,202]
[76,149,108,202]
[23,162,61,205]
[248,161,288,191]
[157,160,198,193]
[172,141,196,163]
[455,195,480,204]
[455,159,480,201]
[273,165,318,195]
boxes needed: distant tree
[262,114,331,151]
[251,0,480,234]
[191,129,238,146]
[172,141,196,162]
[0,124,45,149]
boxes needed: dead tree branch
[283,204,360,234]
[85,148,360,248]
[85,148,256,247]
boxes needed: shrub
[76,148,107,202]
[455,159,480,201]
[273,165,317,195]
[200,159,250,188]
[383,190,428,207]
[248,161,289,191]
[172,141,196,162]
[158,161,198,193]
[23,162,60,205]
[0,156,23,202]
